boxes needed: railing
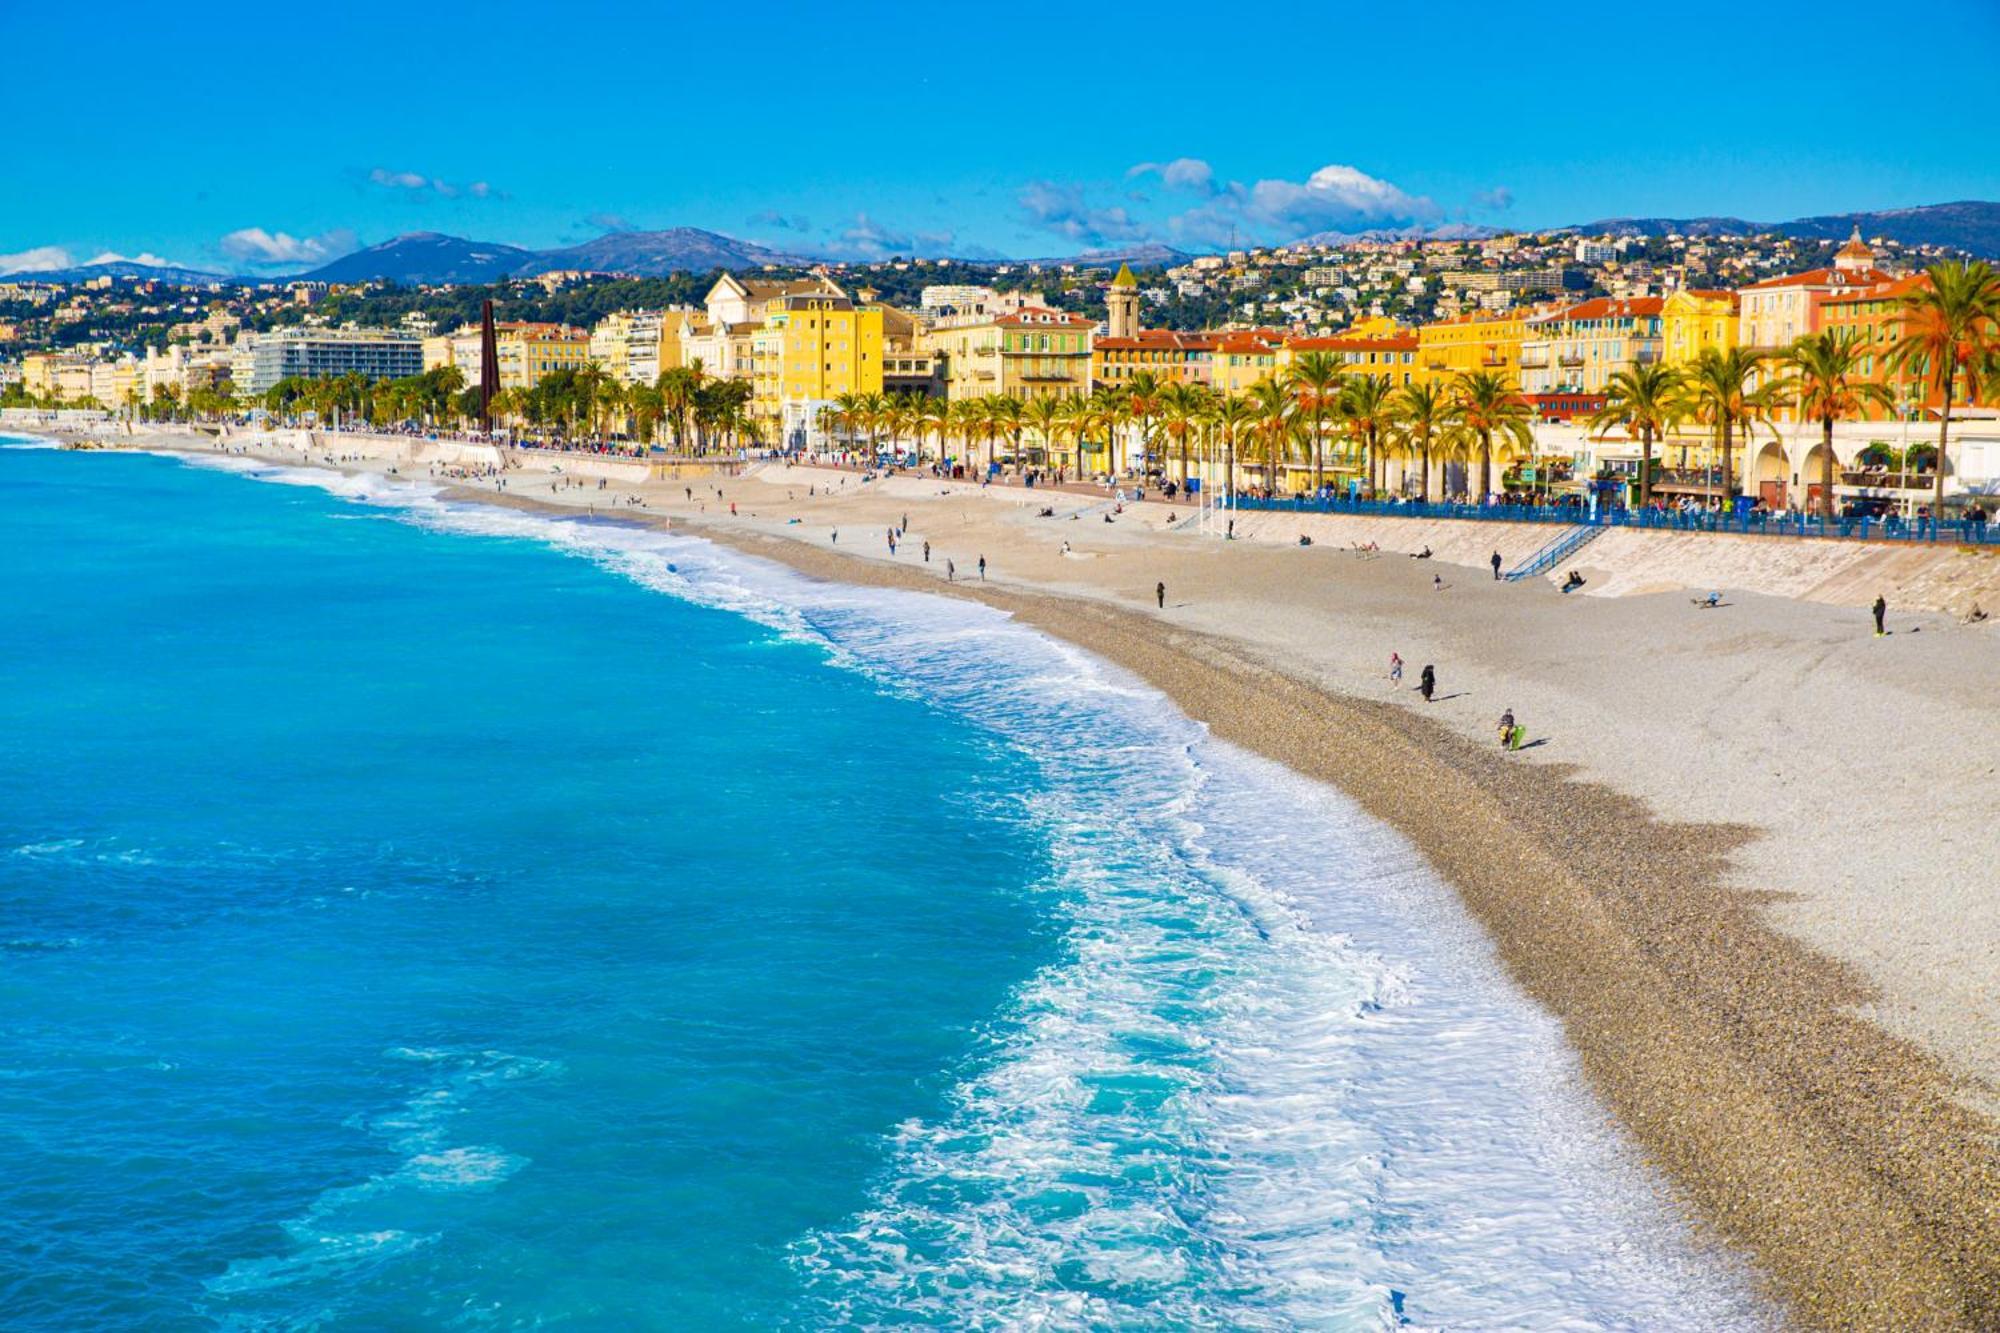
[1505,524,1602,580]
[1223,492,2000,545]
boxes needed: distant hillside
[1295,222,1503,248]
[31,259,229,285]
[515,228,812,276]
[299,232,534,285]
[1013,242,1194,269]
[1575,201,2000,256]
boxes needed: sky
[5,0,2000,275]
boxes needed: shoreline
[29,428,2000,1328]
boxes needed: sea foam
[173,452,1764,1329]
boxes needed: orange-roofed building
[1660,288,1739,367]
[1417,308,1527,384]
[1813,273,1988,422]
[1091,329,1218,389]
[1519,297,1664,395]
[924,305,1095,402]
[1737,227,1894,353]
[1277,328,1421,389]
[1210,330,1287,395]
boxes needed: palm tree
[1774,329,1895,519]
[986,393,1025,474]
[1157,382,1209,485]
[1887,261,2000,521]
[1118,371,1164,478]
[1288,351,1345,494]
[1024,394,1066,472]
[1678,346,1773,509]
[916,399,948,467]
[1248,375,1296,494]
[1589,362,1683,509]
[1339,374,1396,497]
[656,366,702,452]
[1069,392,1116,480]
[1451,370,1532,503]
[1212,392,1258,500]
[1392,380,1452,502]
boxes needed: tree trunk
[1820,414,1837,520]
[1639,424,1653,508]
[1420,438,1432,502]
[1721,417,1734,512]
[1935,382,1954,535]
[1480,431,1493,504]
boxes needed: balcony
[1558,354,1585,368]
[1840,469,1935,490]
[1517,355,1550,369]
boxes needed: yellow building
[1277,327,1421,389]
[1417,309,1527,383]
[1210,331,1286,395]
[1660,288,1739,367]
[497,322,590,390]
[751,291,884,444]
[923,306,1094,403]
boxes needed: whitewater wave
[170,454,1762,1328]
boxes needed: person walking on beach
[947,559,956,582]
[978,555,987,581]
[1419,664,1435,702]
[923,540,931,563]
[1156,580,1167,610]
[1389,652,1403,688]
[1872,594,1887,636]
[1497,707,1516,748]
[1491,550,1503,580]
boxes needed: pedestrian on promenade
[1419,664,1436,702]
[1491,550,1503,580]
[1389,652,1403,687]
[1873,594,1887,636]
[1156,581,1167,609]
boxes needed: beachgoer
[1491,550,1503,580]
[1873,594,1887,636]
[832,528,838,544]
[923,541,931,562]
[978,555,987,580]
[947,559,956,582]
[1497,708,1515,747]
[1419,664,1435,702]
[1433,573,1445,592]
[1389,652,1403,687]
[1156,581,1166,610]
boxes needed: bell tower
[1106,263,1141,339]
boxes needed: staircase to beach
[1504,524,1602,582]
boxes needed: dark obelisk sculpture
[478,299,500,431]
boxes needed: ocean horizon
[0,439,1762,1329]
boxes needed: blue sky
[5,0,1999,274]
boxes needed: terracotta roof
[1740,266,1893,292]
[1214,331,1285,353]
[1286,333,1420,352]
[1095,330,1218,352]
[995,307,1094,328]
[1818,274,1928,308]
[1554,297,1664,321]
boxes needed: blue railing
[1506,525,1602,581]
[1222,493,2000,546]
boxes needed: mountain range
[11,201,2000,287]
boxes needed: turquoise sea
[0,439,1762,1329]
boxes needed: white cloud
[84,250,179,268]
[1167,162,1443,245]
[1128,157,1217,194]
[369,168,501,201]
[0,245,75,274]
[220,227,356,267]
[820,212,958,261]
[1017,181,1151,247]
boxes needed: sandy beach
[43,425,2000,1328]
